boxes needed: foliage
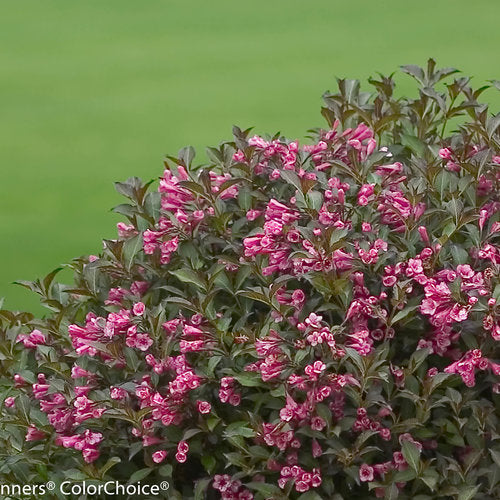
[0,60,499,499]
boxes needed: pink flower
[117,222,137,239]
[71,366,94,379]
[196,400,211,414]
[304,361,326,380]
[4,396,16,408]
[357,184,375,205]
[439,148,453,159]
[82,448,100,463]
[14,374,26,387]
[305,313,323,329]
[17,329,46,349]
[359,464,374,482]
[246,209,262,221]
[152,450,167,463]
[25,425,45,442]
[134,333,154,351]
[177,440,189,454]
[132,302,145,316]
[379,428,391,441]
[310,416,326,431]
[175,452,187,463]
[418,226,430,243]
[229,393,241,406]
[445,161,460,172]
[312,439,322,458]
[110,387,127,400]
[456,264,474,279]
[130,281,149,296]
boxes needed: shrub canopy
[1,60,499,499]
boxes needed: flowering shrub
[1,60,499,499]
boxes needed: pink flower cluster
[245,329,288,382]
[297,313,339,353]
[444,349,494,387]
[28,368,107,462]
[16,329,46,349]
[105,281,149,306]
[236,135,298,177]
[278,465,322,493]
[219,377,241,406]
[69,308,154,358]
[243,198,299,276]
[56,429,103,463]
[304,121,376,169]
[345,272,390,355]
[213,474,254,500]
[352,407,391,441]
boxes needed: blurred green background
[1,0,499,314]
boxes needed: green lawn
[1,0,499,314]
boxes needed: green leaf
[13,279,41,294]
[445,198,464,224]
[391,304,419,325]
[489,449,500,468]
[297,491,324,500]
[183,428,203,440]
[128,468,153,484]
[159,464,173,477]
[306,190,323,211]
[434,170,454,199]
[83,261,102,295]
[207,417,220,432]
[338,78,360,103]
[179,180,207,198]
[246,482,282,497]
[99,457,121,477]
[408,348,429,373]
[238,187,252,211]
[169,269,206,290]
[224,422,255,438]
[401,64,425,85]
[122,233,142,271]
[420,469,439,492]
[42,267,62,294]
[401,133,426,156]
[439,221,456,243]
[487,113,500,138]
[128,442,143,461]
[143,191,162,221]
[206,356,222,378]
[280,170,303,192]
[236,290,271,306]
[457,485,480,500]
[113,203,138,218]
[394,468,417,482]
[429,372,450,393]
[401,440,421,473]
[178,145,196,168]
[194,478,212,500]
[344,347,365,375]
[384,483,399,500]
[201,454,216,474]
[450,245,469,265]
[329,227,349,246]
[233,373,263,387]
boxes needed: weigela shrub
[1,60,499,499]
